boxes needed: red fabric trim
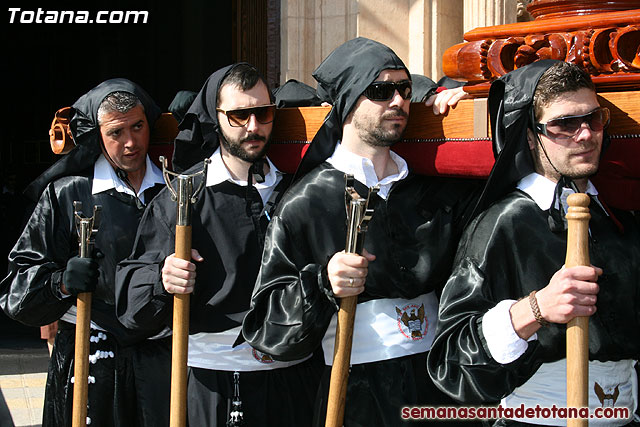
[392,140,494,177]
[149,137,639,210]
[592,137,640,211]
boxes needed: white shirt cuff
[481,299,537,364]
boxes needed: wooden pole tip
[567,193,590,208]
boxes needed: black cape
[115,163,322,426]
[1,170,165,345]
[116,163,292,334]
[242,164,480,425]
[0,78,169,427]
[243,164,479,360]
[1,77,164,344]
[427,191,640,404]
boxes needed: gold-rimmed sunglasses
[216,104,276,127]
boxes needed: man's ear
[526,128,536,151]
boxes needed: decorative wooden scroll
[443,5,640,95]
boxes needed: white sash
[187,326,310,371]
[322,292,439,366]
[503,359,638,426]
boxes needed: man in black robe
[0,79,170,426]
[116,63,320,427]
[427,60,640,426]
[242,37,481,426]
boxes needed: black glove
[62,256,99,295]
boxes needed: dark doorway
[232,0,281,90]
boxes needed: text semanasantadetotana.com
[401,404,630,421]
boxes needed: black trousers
[186,353,323,427]
[313,352,483,427]
[43,323,171,427]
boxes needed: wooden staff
[160,157,209,427]
[71,202,101,427]
[325,175,378,427]
[565,193,591,427]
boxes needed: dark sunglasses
[216,104,276,127]
[363,80,412,102]
[534,107,610,141]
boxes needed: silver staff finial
[344,174,379,254]
[159,156,211,226]
[73,201,101,258]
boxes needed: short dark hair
[533,62,595,121]
[97,91,143,125]
[217,64,270,107]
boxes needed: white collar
[92,154,164,202]
[326,142,409,199]
[517,173,600,211]
[205,147,281,189]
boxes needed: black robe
[427,190,640,405]
[116,167,293,334]
[1,168,164,343]
[243,163,481,426]
[116,167,323,427]
[0,169,169,427]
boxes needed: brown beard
[354,108,408,148]
[219,131,271,163]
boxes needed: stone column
[280,0,468,85]
[430,0,464,80]
[463,0,519,33]
[280,0,357,87]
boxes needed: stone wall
[280,0,521,86]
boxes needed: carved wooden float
[443,2,640,95]
[48,1,640,211]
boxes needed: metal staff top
[159,157,210,226]
[73,201,101,257]
[344,174,379,254]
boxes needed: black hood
[273,79,322,108]
[410,74,438,103]
[293,37,410,181]
[469,59,610,226]
[24,78,161,202]
[172,63,273,173]
[168,90,197,124]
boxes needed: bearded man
[116,63,320,427]
[242,37,480,426]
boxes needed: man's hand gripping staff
[159,156,210,427]
[69,201,101,427]
[325,175,379,427]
